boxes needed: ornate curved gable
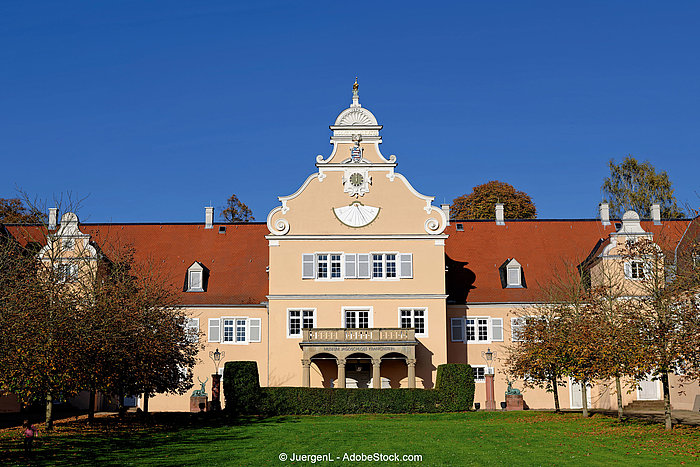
[267,80,447,237]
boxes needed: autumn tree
[602,156,684,219]
[451,181,536,220]
[0,222,85,429]
[505,308,569,413]
[221,194,254,222]
[622,233,700,430]
[0,198,45,223]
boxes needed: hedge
[223,361,262,415]
[224,361,474,416]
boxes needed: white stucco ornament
[333,202,380,228]
[343,168,371,197]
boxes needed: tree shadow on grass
[0,412,300,466]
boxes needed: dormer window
[503,258,523,288]
[186,262,206,292]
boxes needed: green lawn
[1,411,699,466]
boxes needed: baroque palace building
[2,84,699,413]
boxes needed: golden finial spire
[351,77,360,107]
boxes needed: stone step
[625,400,667,411]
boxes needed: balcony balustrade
[301,327,416,344]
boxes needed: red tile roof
[5,223,270,306]
[444,219,691,304]
[5,217,693,306]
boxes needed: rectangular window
[386,254,397,278]
[491,318,504,342]
[511,317,526,342]
[399,308,427,336]
[186,318,199,343]
[399,253,413,278]
[302,254,315,279]
[208,318,220,342]
[331,254,341,278]
[451,318,465,342]
[188,270,203,291]
[507,267,520,286]
[372,254,383,278]
[249,318,261,343]
[223,319,235,343]
[626,260,646,279]
[472,366,486,382]
[288,309,315,337]
[345,254,357,278]
[466,317,490,342]
[235,319,246,343]
[344,309,370,328]
[317,254,328,279]
[477,318,488,341]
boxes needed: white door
[637,377,660,400]
[569,378,592,409]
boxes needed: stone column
[337,358,346,389]
[211,373,222,411]
[372,358,382,389]
[407,359,416,389]
[302,359,311,388]
[485,373,496,410]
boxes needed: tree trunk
[661,371,672,430]
[117,390,125,418]
[45,393,54,430]
[615,376,623,422]
[581,381,589,418]
[88,389,96,423]
[143,393,149,414]
[551,376,561,413]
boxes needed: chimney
[651,203,661,225]
[599,203,610,226]
[440,204,450,226]
[48,208,58,230]
[495,203,505,226]
[205,207,214,229]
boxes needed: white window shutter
[623,261,632,279]
[511,317,524,342]
[208,318,221,343]
[302,254,315,279]
[345,253,357,278]
[451,318,464,342]
[249,318,261,343]
[491,318,503,342]
[399,253,413,278]
[357,254,370,279]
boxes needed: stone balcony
[301,327,416,344]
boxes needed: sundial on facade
[333,202,380,228]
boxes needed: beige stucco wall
[147,306,267,412]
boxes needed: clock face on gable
[350,172,364,187]
[343,168,371,197]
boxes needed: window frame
[287,308,317,338]
[398,307,428,337]
[471,365,487,382]
[624,259,648,280]
[465,316,490,343]
[221,316,249,345]
[314,252,344,281]
[370,252,401,281]
[342,306,373,329]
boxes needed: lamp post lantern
[481,347,497,411]
[209,348,225,411]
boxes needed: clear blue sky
[2,1,698,222]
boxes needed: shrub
[223,361,261,415]
[223,362,475,416]
[435,363,475,412]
